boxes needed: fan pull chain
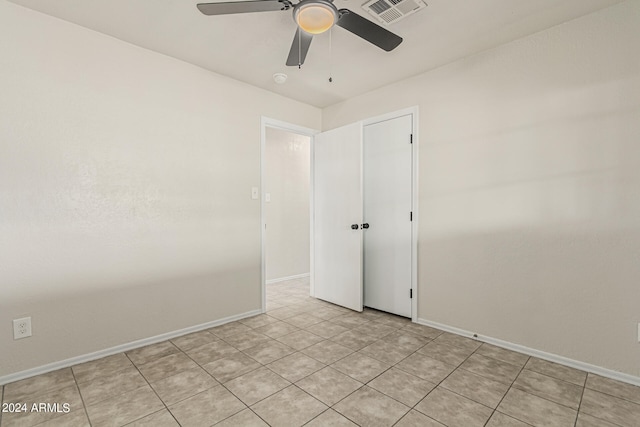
[328,27,333,83]
[298,29,302,69]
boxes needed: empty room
[1,0,639,426]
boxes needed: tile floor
[2,277,640,427]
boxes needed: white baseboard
[0,309,262,386]
[416,318,640,388]
[266,273,310,285]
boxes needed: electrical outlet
[13,317,32,340]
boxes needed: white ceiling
[9,0,623,107]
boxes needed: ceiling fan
[197,0,403,67]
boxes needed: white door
[313,123,363,312]
[363,115,413,317]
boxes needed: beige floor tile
[86,385,164,427]
[395,410,446,427]
[137,352,198,382]
[579,388,640,427]
[296,367,362,406]
[209,321,252,338]
[311,307,346,321]
[331,352,390,383]
[266,301,284,311]
[203,352,261,383]
[125,409,180,426]
[380,332,430,353]
[524,358,586,386]
[460,354,522,384]
[36,410,91,427]
[302,340,354,365]
[3,368,75,401]
[586,373,640,404]
[331,314,370,329]
[330,330,379,351]
[170,330,218,351]
[150,367,218,405]
[184,340,238,365]
[1,385,84,427]
[126,341,179,366]
[433,332,482,352]
[224,330,271,351]
[267,352,326,382]
[360,340,412,365]
[72,353,133,384]
[78,365,147,406]
[239,314,279,329]
[497,388,577,427]
[283,313,323,328]
[374,315,412,329]
[513,369,583,409]
[396,353,457,383]
[417,340,475,366]
[368,367,436,406]
[352,322,398,339]
[254,320,300,338]
[267,307,303,320]
[213,409,268,426]
[416,387,493,427]
[441,368,510,408]
[242,340,295,364]
[575,412,619,427]
[251,385,327,426]
[168,385,246,427]
[304,321,350,339]
[276,330,325,350]
[224,367,290,405]
[304,409,358,426]
[400,323,443,339]
[485,412,532,426]
[476,344,529,367]
[333,386,409,427]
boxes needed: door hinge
[410,289,413,299]
[410,211,413,221]
[410,134,413,144]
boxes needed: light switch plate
[251,187,259,200]
[266,193,271,203]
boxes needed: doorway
[260,118,317,312]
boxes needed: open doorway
[260,118,317,312]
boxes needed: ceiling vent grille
[362,0,427,25]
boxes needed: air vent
[362,0,427,25]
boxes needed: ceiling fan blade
[336,9,402,51]
[197,0,286,16]
[286,28,313,67]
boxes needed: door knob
[351,224,359,230]
[361,223,370,229]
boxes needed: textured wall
[0,2,320,378]
[323,1,640,376]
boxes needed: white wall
[265,128,311,281]
[0,2,320,379]
[323,1,640,377]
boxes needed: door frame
[362,106,419,322]
[260,117,318,313]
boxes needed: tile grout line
[122,350,183,427]
[483,354,532,427]
[68,366,93,427]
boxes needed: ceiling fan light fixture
[294,0,338,35]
